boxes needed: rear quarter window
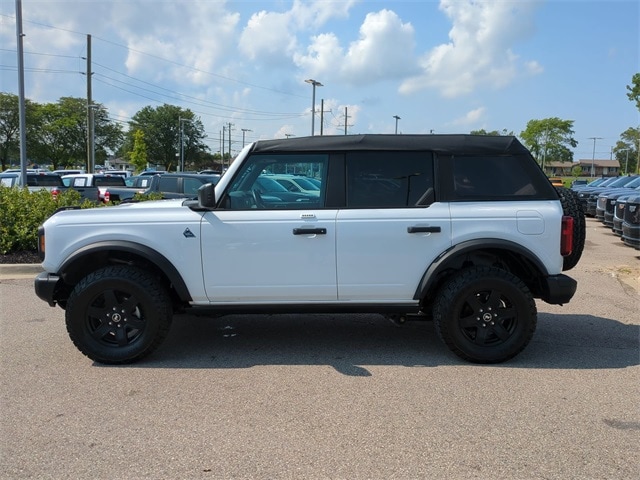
[442,154,557,201]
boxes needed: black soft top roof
[250,134,531,156]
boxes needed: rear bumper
[34,272,61,306]
[540,274,577,305]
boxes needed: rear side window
[158,176,179,192]
[184,178,204,195]
[346,151,434,207]
[29,175,62,187]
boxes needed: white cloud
[400,0,542,97]
[238,10,298,64]
[294,9,418,84]
[452,107,487,126]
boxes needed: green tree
[0,93,21,171]
[27,97,122,171]
[613,127,639,174]
[0,92,39,171]
[92,103,124,166]
[520,118,578,167]
[626,73,640,111]
[470,128,514,136]
[29,97,87,170]
[126,104,208,171]
[571,165,583,178]
[129,129,148,173]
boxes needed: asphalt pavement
[1,218,638,479]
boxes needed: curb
[0,264,43,279]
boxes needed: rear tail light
[37,226,45,261]
[561,215,574,256]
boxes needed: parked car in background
[612,192,638,236]
[125,176,153,188]
[571,179,589,188]
[596,182,640,226]
[621,194,640,249]
[578,176,638,216]
[0,171,99,202]
[120,173,221,201]
[62,173,145,203]
[268,174,322,197]
[548,177,564,187]
[52,169,85,176]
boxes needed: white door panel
[336,205,451,301]
[201,210,338,302]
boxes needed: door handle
[407,226,441,233]
[293,228,327,235]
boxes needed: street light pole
[305,79,323,136]
[393,115,401,134]
[588,137,602,177]
[241,128,252,148]
[620,148,630,174]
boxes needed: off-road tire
[65,265,172,364]
[433,266,537,364]
[556,186,586,271]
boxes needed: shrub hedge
[0,187,95,254]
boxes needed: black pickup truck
[61,173,145,203]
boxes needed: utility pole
[588,137,602,177]
[393,115,401,134]
[15,0,27,185]
[221,126,226,170]
[344,107,348,135]
[86,34,94,173]
[228,122,233,162]
[320,99,324,136]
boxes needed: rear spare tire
[556,186,586,271]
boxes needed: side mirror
[198,183,216,209]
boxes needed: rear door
[336,151,451,302]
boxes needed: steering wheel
[251,189,264,208]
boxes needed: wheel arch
[56,241,192,305]
[415,239,549,305]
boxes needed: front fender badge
[183,228,196,238]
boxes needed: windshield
[292,177,319,190]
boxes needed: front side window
[346,151,434,208]
[223,154,328,209]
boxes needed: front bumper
[34,272,61,306]
[540,274,577,305]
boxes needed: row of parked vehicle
[572,175,640,249]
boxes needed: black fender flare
[58,240,192,302]
[413,238,549,301]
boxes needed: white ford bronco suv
[34,134,585,364]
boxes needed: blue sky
[1,0,637,160]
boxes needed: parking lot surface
[1,218,638,479]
